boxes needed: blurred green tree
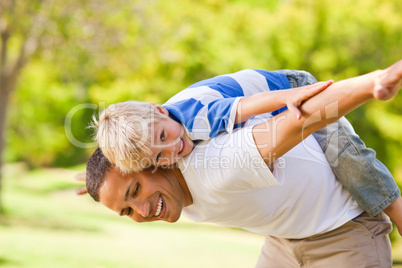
[1,0,401,214]
[0,0,47,212]
[0,0,161,212]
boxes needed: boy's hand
[287,80,334,119]
[373,60,402,101]
[235,80,333,125]
[75,172,88,195]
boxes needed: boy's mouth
[178,138,184,155]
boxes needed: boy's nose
[163,144,177,155]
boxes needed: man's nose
[131,200,151,218]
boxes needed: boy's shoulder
[165,69,288,105]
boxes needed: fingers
[287,80,333,119]
[75,187,88,195]
[316,80,334,90]
[372,60,402,100]
[74,172,88,195]
[287,104,302,119]
[305,80,333,96]
[373,87,388,100]
[75,172,86,181]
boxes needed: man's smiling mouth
[155,196,163,217]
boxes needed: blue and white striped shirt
[163,69,291,141]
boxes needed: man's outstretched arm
[253,60,402,165]
[373,60,402,100]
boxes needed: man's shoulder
[178,126,280,192]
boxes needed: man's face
[99,166,191,223]
[149,106,194,166]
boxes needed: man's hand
[75,172,88,195]
[286,80,334,119]
[373,59,402,101]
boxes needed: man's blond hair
[92,101,167,173]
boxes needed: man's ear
[152,104,169,116]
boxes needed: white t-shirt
[180,122,363,239]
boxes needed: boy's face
[149,106,194,166]
[99,166,192,223]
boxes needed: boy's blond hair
[92,101,167,173]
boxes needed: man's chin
[164,215,181,223]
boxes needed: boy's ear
[152,104,169,116]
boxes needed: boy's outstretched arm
[234,82,331,124]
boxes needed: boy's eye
[160,131,165,141]
[156,153,161,163]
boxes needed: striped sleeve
[163,70,291,140]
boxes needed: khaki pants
[255,212,392,268]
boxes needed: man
[85,60,402,267]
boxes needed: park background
[0,0,401,267]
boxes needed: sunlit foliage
[3,0,402,184]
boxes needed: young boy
[93,67,402,235]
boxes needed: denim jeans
[275,69,401,216]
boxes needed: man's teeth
[178,139,184,154]
[155,196,163,217]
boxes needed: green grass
[0,163,401,268]
[0,164,264,268]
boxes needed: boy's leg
[276,69,401,216]
[313,116,400,216]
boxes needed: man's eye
[161,131,165,141]
[127,208,133,216]
[133,184,139,197]
[156,153,161,163]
